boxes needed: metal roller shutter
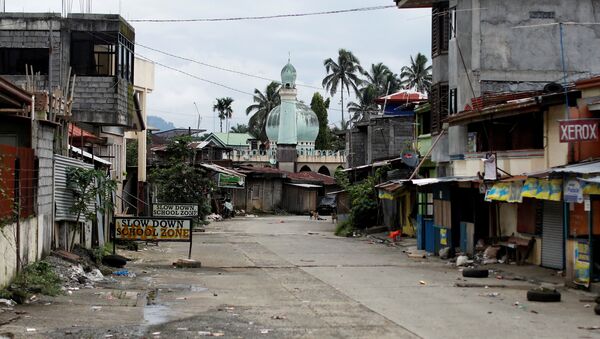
[541,201,564,270]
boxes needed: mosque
[243,60,345,175]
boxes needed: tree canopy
[213,97,234,133]
[246,81,281,142]
[322,49,364,127]
[310,92,331,150]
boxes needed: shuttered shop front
[541,201,564,270]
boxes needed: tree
[246,81,280,142]
[347,85,379,122]
[230,123,250,133]
[213,97,234,133]
[310,92,331,150]
[322,49,363,127]
[362,62,402,97]
[67,168,116,251]
[150,136,213,223]
[401,53,432,93]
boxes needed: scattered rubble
[207,213,223,222]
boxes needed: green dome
[265,101,319,144]
[281,61,297,88]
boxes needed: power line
[136,42,324,91]
[129,5,395,23]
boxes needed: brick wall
[35,122,54,216]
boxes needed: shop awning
[579,176,600,184]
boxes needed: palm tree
[362,62,402,97]
[322,49,364,127]
[347,85,379,122]
[401,53,432,93]
[213,97,234,132]
[246,81,281,141]
[230,123,249,133]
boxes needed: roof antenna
[288,51,291,63]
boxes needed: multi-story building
[0,12,145,246]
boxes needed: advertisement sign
[152,203,199,217]
[218,173,244,189]
[113,217,192,242]
[574,241,590,287]
[563,179,584,203]
[440,228,448,246]
[483,153,497,181]
[520,178,562,201]
[559,119,599,142]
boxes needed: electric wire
[129,5,396,23]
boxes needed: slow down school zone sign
[113,217,192,242]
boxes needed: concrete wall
[0,217,40,287]
[545,105,570,168]
[34,122,55,255]
[72,77,131,126]
[453,153,546,177]
[454,0,600,99]
[349,115,415,167]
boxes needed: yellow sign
[582,182,600,195]
[520,178,562,201]
[440,228,448,246]
[574,241,590,287]
[114,217,191,242]
[485,182,511,201]
[378,191,395,200]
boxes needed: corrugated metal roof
[579,176,600,184]
[547,160,600,174]
[286,183,322,189]
[69,145,112,165]
[54,155,95,222]
[199,163,246,177]
[411,176,478,186]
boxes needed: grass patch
[334,220,354,237]
[0,261,62,303]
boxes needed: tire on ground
[526,289,561,302]
[595,304,600,316]
[462,268,489,278]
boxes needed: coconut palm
[230,123,249,133]
[347,85,379,122]
[362,62,402,97]
[246,81,281,142]
[322,49,364,127]
[401,53,432,93]
[213,97,234,133]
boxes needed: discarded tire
[102,254,127,268]
[595,295,600,304]
[526,288,561,302]
[462,268,489,278]
[595,304,600,316]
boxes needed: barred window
[430,83,449,134]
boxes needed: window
[430,82,449,134]
[432,4,450,57]
[418,110,431,135]
[71,31,134,81]
[0,48,49,75]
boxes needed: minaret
[276,60,298,172]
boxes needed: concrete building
[0,12,144,245]
[395,0,600,173]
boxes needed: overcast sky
[9,0,431,132]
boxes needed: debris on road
[271,315,286,320]
[207,213,223,222]
[419,280,427,285]
[102,254,128,268]
[173,259,202,268]
[260,329,272,334]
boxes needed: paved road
[4,215,600,338]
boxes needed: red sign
[559,119,600,143]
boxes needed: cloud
[12,0,431,129]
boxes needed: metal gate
[541,201,564,269]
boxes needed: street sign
[559,119,599,143]
[218,173,244,189]
[152,203,199,217]
[113,217,192,242]
[112,216,193,258]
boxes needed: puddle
[155,284,208,293]
[143,304,171,326]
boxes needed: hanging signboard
[563,179,584,203]
[483,153,497,181]
[559,119,600,143]
[218,173,245,189]
[152,203,199,217]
